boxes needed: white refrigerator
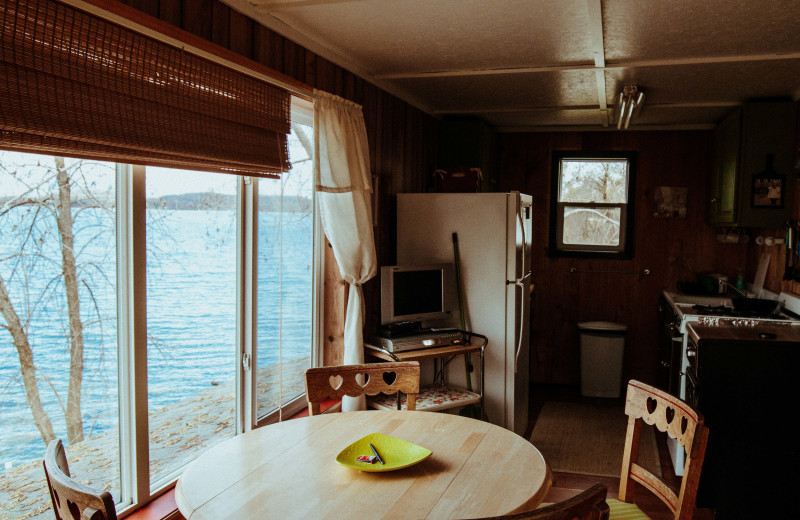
[397,192,533,435]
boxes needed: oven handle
[684,365,696,380]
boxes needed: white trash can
[578,321,627,398]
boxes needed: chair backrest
[304,361,420,415]
[619,380,709,520]
[43,439,117,520]
[463,483,609,520]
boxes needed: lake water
[0,208,312,472]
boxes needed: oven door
[684,365,698,409]
[684,337,699,408]
[658,297,683,396]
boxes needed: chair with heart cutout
[607,380,709,520]
[304,361,420,415]
[463,482,609,520]
[43,438,118,520]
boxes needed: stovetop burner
[690,304,788,319]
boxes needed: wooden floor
[527,384,715,520]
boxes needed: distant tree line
[149,193,312,212]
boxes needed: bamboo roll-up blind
[0,0,291,177]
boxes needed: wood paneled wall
[496,131,749,385]
[119,0,439,362]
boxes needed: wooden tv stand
[365,331,486,414]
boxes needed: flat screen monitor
[380,264,455,325]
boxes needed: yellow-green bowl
[336,432,432,472]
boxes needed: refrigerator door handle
[513,279,525,373]
[515,205,526,284]
[512,206,527,373]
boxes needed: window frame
[548,150,637,259]
[121,101,319,508]
[0,97,318,518]
[252,98,320,429]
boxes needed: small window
[549,151,636,258]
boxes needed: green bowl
[336,432,432,472]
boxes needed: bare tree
[54,157,86,443]
[0,154,114,445]
[561,161,627,245]
[0,273,56,443]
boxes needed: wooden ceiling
[223,0,800,131]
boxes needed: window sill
[123,491,182,520]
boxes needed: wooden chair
[304,361,420,415]
[607,380,709,520]
[464,483,609,520]
[43,439,118,520]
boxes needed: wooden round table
[175,410,551,520]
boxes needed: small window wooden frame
[549,151,637,259]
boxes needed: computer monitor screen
[380,264,454,325]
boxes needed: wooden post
[322,238,347,367]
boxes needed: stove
[669,296,799,330]
[687,304,782,318]
[660,289,800,475]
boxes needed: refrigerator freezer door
[506,193,532,435]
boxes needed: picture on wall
[752,175,784,208]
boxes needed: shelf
[367,385,481,412]
[365,343,483,362]
[364,332,486,415]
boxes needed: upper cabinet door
[708,101,797,228]
[709,107,742,225]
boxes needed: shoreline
[0,356,308,520]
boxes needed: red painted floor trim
[288,398,340,419]
[125,490,178,520]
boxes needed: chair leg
[619,417,642,502]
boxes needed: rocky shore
[0,357,308,520]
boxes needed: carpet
[530,401,662,478]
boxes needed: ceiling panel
[483,109,606,129]
[605,59,800,107]
[486,106,730,130]
[393,69,600,112]
[633,106,733,127]
[254,0,594,74]
[603,0,800,62]
[225,0,800,131]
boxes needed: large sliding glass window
[0,103,316,519]
[256,116,315,420]
[145,169,239,487]
[0,152,121,517]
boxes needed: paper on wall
[753,252,771,298]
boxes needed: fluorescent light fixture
[616,85,644,129]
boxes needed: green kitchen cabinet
[707,100,797,227]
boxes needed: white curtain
[314,89,377,411]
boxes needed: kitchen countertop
[686,322,800,344]
[662,289,732,308]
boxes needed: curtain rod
[63,0,314,102]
